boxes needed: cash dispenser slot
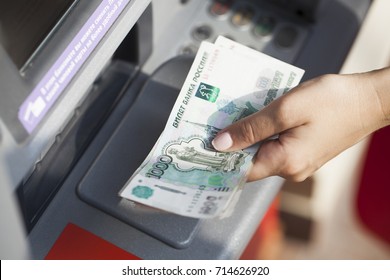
[17,3,154,232]
[77,56,200,249]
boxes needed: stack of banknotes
[120,36,304,218]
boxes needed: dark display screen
[0,0,75,69]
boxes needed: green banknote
[120,36,304,218]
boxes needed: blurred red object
[240,197,282,259]
[356,126,390,246]
[45,223,141,260]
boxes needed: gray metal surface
[0,167,30,259]
[144,0,371,80]
[0,0,151,259]
[0,0,151,191]
[77,57,201,249]
[20,60,140,231]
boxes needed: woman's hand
[212,68,390,182]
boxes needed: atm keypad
[179,0,308,63]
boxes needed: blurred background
[242,134,390,259]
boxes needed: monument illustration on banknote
[164,136,248,173]
[119,36,305,218]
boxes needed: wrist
[367,68,390,127]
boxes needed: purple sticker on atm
[18,0,131,134]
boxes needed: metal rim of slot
[230,3,257,30]
[273,25,299,49]
[252,15,277,38]
[191,24,214,41]
[179,44,199,56]
[208,0,232,20]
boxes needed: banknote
[120,37,304,218]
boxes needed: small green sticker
[195,83,220,103]
[132,185,154,199]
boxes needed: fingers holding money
[246,126,316,182]
[212,93,311,181]
[212,93,305,152]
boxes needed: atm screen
[0,0,76,70]
[0,0,137,142]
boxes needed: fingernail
[212,132,233,151]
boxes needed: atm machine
[0,0,371,259]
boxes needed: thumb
[212,99,292,151]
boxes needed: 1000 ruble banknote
[120,36,304,218]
